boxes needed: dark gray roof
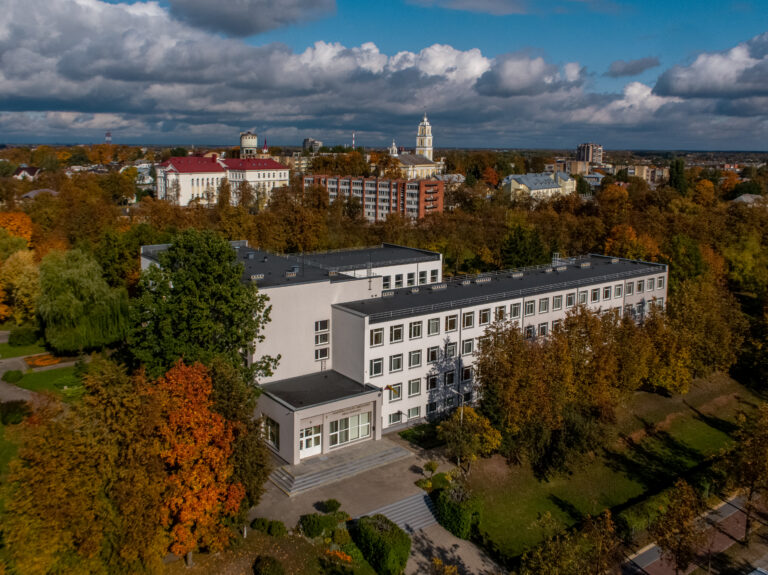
[336,255,667,323]
[288,244,440,272]
[397,153,435,166]
[261,370,379,411]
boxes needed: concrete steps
[362,492,438,533]
[269,445,411,496]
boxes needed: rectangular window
[462,366,473,381]
[315,332,329,345]
[479,308,491,325]
[407,272,416,287]
[445,315,458,332]
[579,291,588,305]
[539,298,549,313]
[591,288,600,303]
[427,402,437,414]
[395,274,403,288]
[390,324,403,343]
[462,339,474,355]
[445,342,457,358]
[657,297,665,309]
[495,306,506,320]
[525,325,535,339]
[524,301,535,316]
[428,318,440,336]
[615,284,623,298]
[408,406,421,420]
[553,295,563,311]
[552,319,562,330]
[427,346,439,363]
[388,383,402,402]
[602,286,611,300]
[388,412,402,425]
[427,375,438,390]
[408,378,421,397]
[626,282,634,295]
[445,396,455,408]
[538,323,548,337]
[383,276,391,290]
[444,371,455,386]
[510,303,521,319]
[409,321,422,339]
[463,391,472,403]
[264,417,279,449]
[637,280,644,292]
[462,312,475,329]
[648,278,655,291]
[430,269,439,283]
[370,328,383,347]
[419,270,427,285]
[315,320,329,332]
[566,293,575,308]
[389,354,403,373]
[408,350,422,368]
[370,358,383,377]
[315,348,329,360]
[657,276,665,290]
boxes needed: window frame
[479,308,491,325]
[389,354,403,373]
[445,342,457,358]
[315,347,329,360]
[369,358,383,377]
[462,311,475,329]
[408,378,421,397]
[462,339,474,356]
[390,324,404,344]
[388,383,402,402]
[614,284,623,298]
[524,301,535,316]
[445,315,458,332]
[369,328,383,347]
[566,293,576,308]
[539,298,549,314]
[427,318,440,336]
[408,350,422,368]
[552,295,563,311]
[409,321,423,340]
[427,346,439,363]
[510,303,521,319]
[626,282,634,295]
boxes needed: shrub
[2,370,23,383]
[299,512,338,538]
[267,520,287,537]
[8,325,37,347]
[252,555,285,575]
[352,514,411,575]
[423,460,439,478]
[332,527,352,545]
[321,498,342,513]
[0,400,30,424]
[434,483,479,540]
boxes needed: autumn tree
[150,361,244,559]
[581,511,623,575]
[128,229,277,378]
[437,406,501,473]
[0,249,40,324]
[0,212,33,242]
[649,480,705,575]
[518,513,587,575]
[37,249,128,353]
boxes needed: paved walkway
[0,354,79,404]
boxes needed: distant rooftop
[285,243,440,272]
[261,370,379,411]
[397,153,435,166]
[503,173,563,191]
[336,255,667,323]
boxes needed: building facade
[156,156,289,206]
[577,142,604,165]
[502,172,576,200]
[303,175,444,222]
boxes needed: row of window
[386,367,474,402]
[370,340,475,376]
[382,269,439,290]
[388,392,473,424]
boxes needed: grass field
[0,342,46,359]
[14,366,83,400]
[466,374,760,560]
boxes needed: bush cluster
[250,518,287,537]
[8,325,37,347]
[0,400,30,424]
[320,498,342,513]
[351,514,411,575]
[434,483,480,540]
[299,512,338,538]
[2,370,23,383]
[252,555,285,575]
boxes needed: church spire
[415,113,433,161]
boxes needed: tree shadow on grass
[683,400,740,437]
[547,495,585,524]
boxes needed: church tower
[415,113,433,161]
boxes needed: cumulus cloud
[475,53,584,96]
[605,57,660,77]
[654,31,768,98]
[168,0,335,37]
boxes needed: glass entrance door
[299,425,322,458]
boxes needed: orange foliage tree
[150,361,244,557]
[0,212,33,242]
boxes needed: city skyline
[1,0,766,150]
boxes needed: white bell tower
[415,113,433,161]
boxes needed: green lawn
[14,366,83,400]
[399,421,445,449]
[0,342,46,359]
[466,375,758,560]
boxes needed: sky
[1,0,767,150]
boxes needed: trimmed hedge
[299,512,338,538]
[252,555,285,575]
[250,518,287,537]
[320,498,342,513]
[352,514,411,575]
[8,325,37,347]
[434,483,480,540]
[2,370,23,383]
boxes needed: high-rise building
[577,143,603,165]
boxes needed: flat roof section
[336,255,667,323]
[261,371,379,411]
[287,244,440,272]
